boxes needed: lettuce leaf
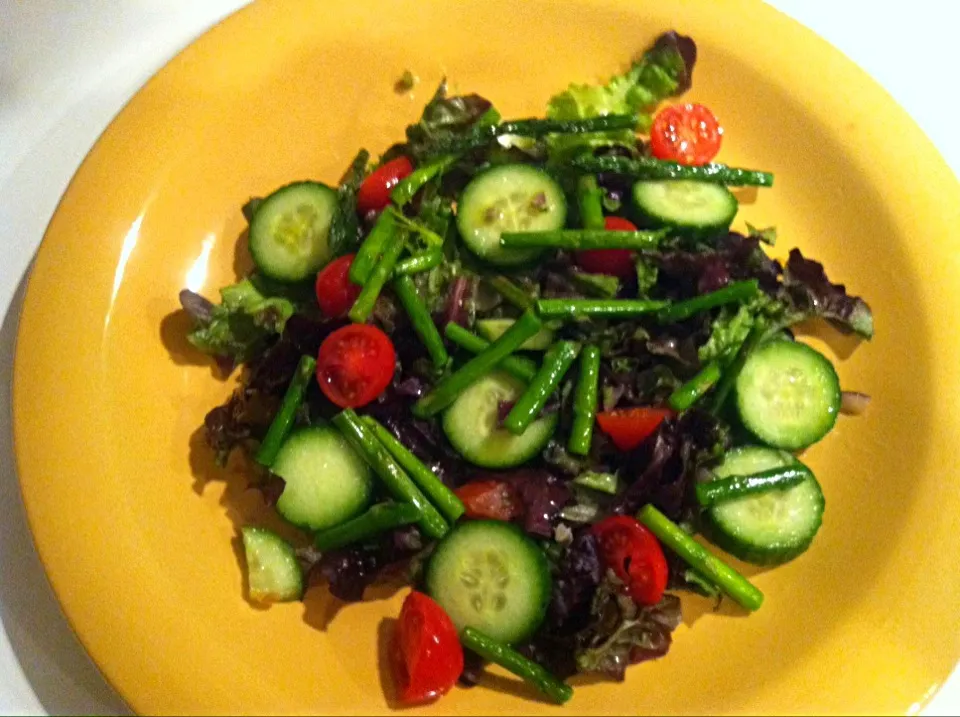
[568,269,621,298]
[698,294,782,364]
[781,249,874,339]
[574,572,683,680]
[403,80,498,160]
[635,257,658,298]
[745,221,777,246]
[180,278,294,369]
[201,315,333,464]
[615,409,731,521]
[545,31,697,159]
[328,148,369,256]
[698,304,755,364]
[518,549,682,681]
[308,526,425,602]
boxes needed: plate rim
[13,0,960,713]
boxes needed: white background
[0,1,956,714]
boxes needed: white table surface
[0,1,956,714]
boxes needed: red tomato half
[356,156,414,214]
[455,480,524,522]
[316,324,396,408]
[391,591,464,705]
[650,103,723,166]
[595,407,673,451]
[315,254,361,318]
[602,216,639,232]
[575,216,639,279]
[592,516,668,605]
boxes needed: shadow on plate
[233,227,254,279]
[188,411,411,631]
[792,318,865,361]
[158,308,224,377]
[679,591,752,628]
[188,424,310,608]
[376,618,405,709]
[158,226,252,377]
[0,269,132,716]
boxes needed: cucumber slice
[240,526,303,603]
[476,319,555,351]
[632,180,737,235]
[457,164,567,267]
[272,426,373,530]
[735,340,841,450]
[249,181,338,282]
[426,520,551,644]
[442,371,557,468]
[702,447,825,566]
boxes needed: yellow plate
[13,0,960,713]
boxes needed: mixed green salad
[180,31,873,706]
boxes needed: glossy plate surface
[13,0,960,713]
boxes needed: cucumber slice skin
[241,526,304,603]
[702,446,825,566]
[631,180,738,236]
[249,181,338,282]
[457,164,567,267]
[735,341,841,451]
[442,371,558,469]
[476,319,555,351]
[272,426,374,531]
[425,520,551,644]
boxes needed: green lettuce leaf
[403,80,498,160]
[698,304,754,364]
[635,257,658,298]
[745,221,777,246]
[180,278,294,369]
[546,31,696,159]
[699,294,783,364]
[568,269,621,298]
[328,149,370,257]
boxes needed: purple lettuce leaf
[458,648,486,688]
[404,80,496,160]
[574,572,682,680]
[250,472,286,508]
[547,531,603,632]
[201,315,342,465]
[307,526,424,603]
[502,470,572,538]
[312,544,383,603]
[614,409,731,522]
[781,248,874,338]
[650,232,782,297]
[443,275,473,328]
[517,633,581,682]
[363,400,467,490]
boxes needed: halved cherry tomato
[596,407,673,451]
[650,103,723,166]
[575,216,638,279]
[455,480,524,522]
[391,591,464,705]
[316,324,396,408]
[357,156,414,214]
[315,254,362,318]
[592,516,668,605]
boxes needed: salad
[179,30,873,706]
